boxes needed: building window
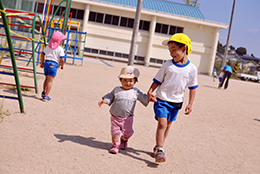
[155,23,162,33]
[115,52,122,57]
[120,17,127,27]
[135,56,144,61]
[176,27,183,33]
[100,50,106,55]
[155,23,184,35]
[77,10,84,20]
[161,24,168,34]
[89,12,96,22]
[150,58,166,64]
[107,51,114,56]
[85,48,91,52]
[52,5,61,16]
[127,18,134,28]
[70,9,77,18]
[104,14,112,24]
[34,3,84,20]
[150,58,156,63]
[139,20,150,31]
[91,49,98,54]
[112,16,119,26]
[61,6,66,15]
[88,11,150,31]
[169,26,176,35]
[123,54,129,59]
[96,13,104,23]
[35,2,44,13]
[84,47,145,63]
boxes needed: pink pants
[111,115,134,139]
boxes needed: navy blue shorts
[154,98,183,121]
[44,60,58,77]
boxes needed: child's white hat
[118,66,140,79]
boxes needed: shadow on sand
[254,118,260,122]
[202,85,219,89]
[54,134,159,168]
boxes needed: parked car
[237,71,260,83]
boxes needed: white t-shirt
[153,59,198,103]
[42,46,65,64]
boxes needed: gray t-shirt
[103,86,149,117]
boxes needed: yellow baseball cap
[162,33,192,54]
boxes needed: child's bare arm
[40,54,45,68]
[185,89,196,115]
[60,58,64,69]
[147,81,159,102]
[98,98,108,107]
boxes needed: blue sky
[167,0,260,58]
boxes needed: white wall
[45,0,227,74]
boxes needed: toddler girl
[40,31,67,101]
[98,66,150,154]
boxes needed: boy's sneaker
[153,146,157,157]
[109,142,119,154]
[42,96,51,101]
[155,148,166,163]
[120,136,128,150]
[41,91,45,98]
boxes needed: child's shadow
[54,134,158,168]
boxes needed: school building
[7,0,228,75]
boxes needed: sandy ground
[0,57,260,174]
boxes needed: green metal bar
[26,15,45,66]
[31,14,44,94]
[26,10,65,66]
[48,11,66,41]
[0,1,24,113]
[62,0,71,34]
[44,0,68,38]
[26,0,69,66]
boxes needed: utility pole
[128,0,143,66]
[222,0,236,66]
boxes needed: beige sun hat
[118,66,140,79]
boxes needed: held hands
[98,98,108,107]
[185,104,192,115]
[147,93,157,102]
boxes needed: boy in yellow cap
[147,33,198,163]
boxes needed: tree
[236,47,247,55]
[233,61,240,76]
[217,41,225,53]
[183,0,200,8]
[229,45,235,50]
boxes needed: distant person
[213,68,217,82]
[218,69,225,87]
[218,63,233,89]
[98,66,151,154]
[40,31,67,101]
[147,33,198,163]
